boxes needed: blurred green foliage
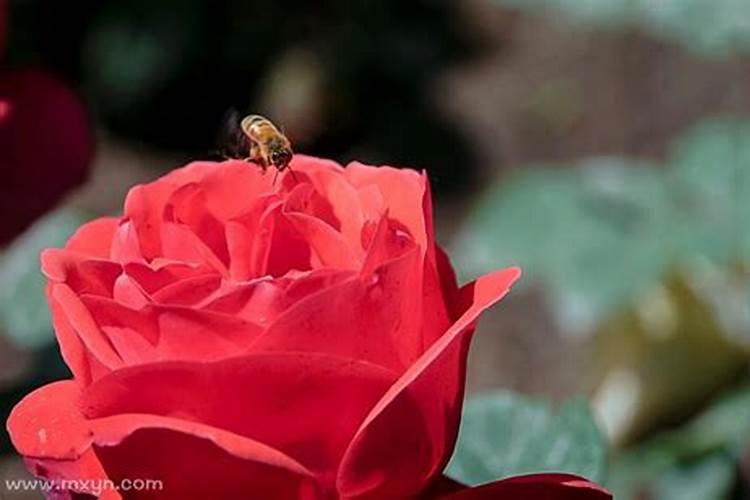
[592,271,747,444]
[453,118,750,335]
[0,210,87,349]
[495,0,750,56]
[454,118,750,477]
[608,384,750,499]
[447,391,607,485]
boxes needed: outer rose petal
[420,246,456,350]
[337,268,521,499]
[343,163,430,254]
[7,381,92,460]
[25,449,121,499]
[79,296,264,366]
[123,161,274,260]
[79,352,396,485]
[64,217,120,258]
[46,284,109,384]
[41,250,122,297]
[434,474,612,500]
[91,417,318,500]
[289,156,367,248]
[250,248,420,371]
[7,380,318,500]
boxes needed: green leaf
[494,0,750,57]
[452,117,750,333]
[607,384,750,500]
[453,158,674,332]
[669,118,750,262]
[652,453,735,500]
[0,210,88,349]
[610,450,736,500]
[672,385,750,457]
[446,391,607,485]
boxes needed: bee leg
[245,143,268,171]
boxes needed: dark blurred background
[1,1,750,498]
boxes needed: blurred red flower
[7,158,609,499]
[0,1,92,245]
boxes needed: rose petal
[284,212,361,270]
[51,284,123,374]
[122,261,207,295]
[225,194,281,280]
[8,381,92,460]
[110,221,145,264]
[200,269,355,327]
[435,474,612,500]
[356,185,385,222]
[264,204,313,277]
[123,161,274,260]
[435,246,461,321]
[359,214,423,362]
[421,245,460,349]
[294,161,367,246]
[112,274,149,309]
[47,285,95,383]
[91,415,318,499]
[344,163,429,254]
[183,160,275,220]
[283,181,340,231]
[360,214,417,276]
[421,171,438,263]
[65,218,120,258]
[41,249,122,297]
[122,169,198,260]
[198,278,289,327]
[337,268,522,499]
[9,383,120,498]
[24,449,119,499]
[78,296,264,365]
[7,380,317,500]
[159,221,229,276]
[163,182,230,267]
[250,248,420,371]
[80,352,396,485]
[419,475,464,497]
[149,274,223,306]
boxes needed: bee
[241,114,294,173]
[218,111,295,182]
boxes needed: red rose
[0,69,92,245]
[0,1,92,245]
[7,158,608,499]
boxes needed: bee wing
[216,108,251,159]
